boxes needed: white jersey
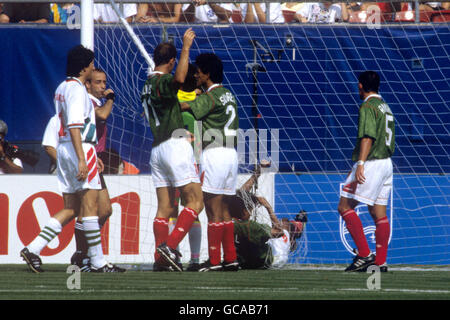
[42,114,60,149]
[54,77,97,145]
[267,229,290,268]
[240,3,285,23]
[182,3,233,23]
[93,3,137,22]
[299,2,342,23]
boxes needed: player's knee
[337,197,357,216]
[337,203,346,216]
[191,199,204,214]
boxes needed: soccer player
[21,45,123,273]
[141,28,204,272]
[169,63,203,272]
[70,68,116,271]
[180,53,239,272]
[338,71,395,272]
[227,165,307,269]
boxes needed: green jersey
[141,72,185,147]
[187,85,239,149]
[352,95,395,161]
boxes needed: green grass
[0,264,449,300]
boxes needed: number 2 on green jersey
[225,104,236,136]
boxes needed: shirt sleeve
[357,105,377,140]
[42,115,59,148]
[188,93,215,120]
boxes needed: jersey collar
[66,77,83,86]
[148,71,164,78]
[88,93,101,107]
[207,83,222,92]
[364,93,382,102]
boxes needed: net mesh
[93,1,450,267]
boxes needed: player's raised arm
[173,28,196,88]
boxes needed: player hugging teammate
[142,27,241,271]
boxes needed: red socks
[167,208,198,250]
[375,216,390,266]
[222,221,237,263]
[207,222,224,265]
[153,217,169,261]
[340,209,371,257]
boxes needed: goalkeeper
[227,165,307,269]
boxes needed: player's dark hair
[181,64,198,92]
[358,71,380,93]
[66,45,94,77]
[153,42,177,67]
[195,53,223,83]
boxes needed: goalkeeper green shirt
[352,94,395,161]
[141,72,185,147]
[187,84,239,149]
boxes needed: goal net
[92,0,450,268]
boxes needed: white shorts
[201,147,238,195]
[150,137,200,188]
[340,158,393,206]
[57,142,101,194]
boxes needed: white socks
[82,216,107,269]
[27,217,62,255]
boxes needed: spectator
[297,2,343,23]
[50,3,75,24]
[242,2,285,23]
[420,2,447,10]
[0,120,23,174]
[136,3,183,23]
[0,2,51,23]
[282,2,305,12]
[93,3,137,23]
[281,2,305,23]
[182,0,232,23]
[341,2,359,21]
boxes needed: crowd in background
[0,2,449,24]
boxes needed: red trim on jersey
[90,98,100,108]
[58,112,66,137]
[68,123,84,128]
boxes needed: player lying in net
[227,164,307,269]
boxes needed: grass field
[0,264,449,302]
